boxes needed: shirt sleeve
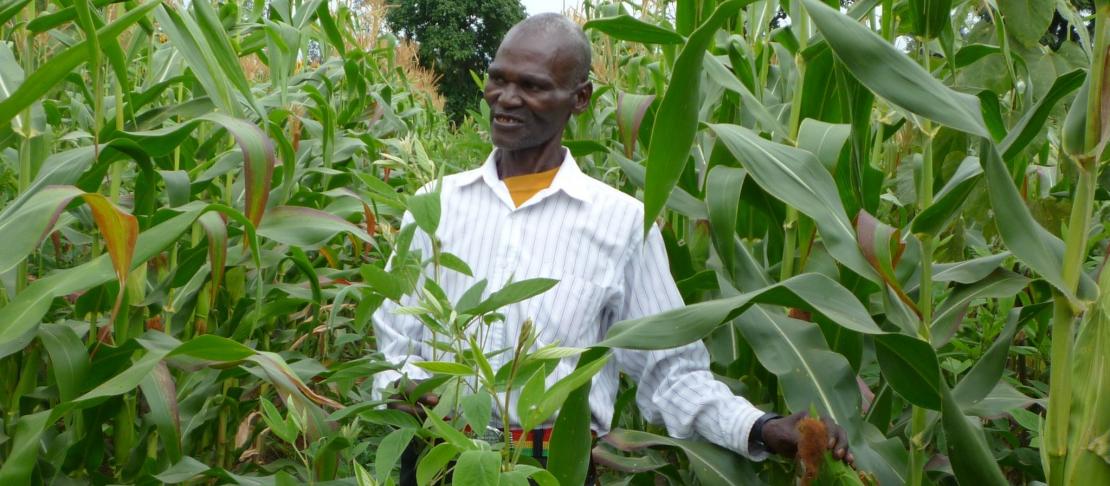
[370,211,432,400]
[607,223,770,461]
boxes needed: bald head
[502,13,592,86]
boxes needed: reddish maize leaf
[80,193,138,346]
[197,212,227,306]
[855,210,919,317]
[616,91,655,158]
[205,113,276,227]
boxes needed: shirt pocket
[529,274,607,349]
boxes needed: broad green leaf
[931,252,1010,284]
[461,390,493,435]
[953,304,1047,406]
[424,408,477,452]
[612,151,707,219]
[911,156,982,236]
[414,361,474,377]
[417,443,460,486]
[642,0,751,233]
[197,212,227,306]
[584,15,685,45]
[258,206,374,248]
[38,324,89,403]
[706,166,745,277]
[603,429,760,486]
[408,190,441,236]
[931,269,1030,346]
[515,367,546,431]
[875,333,941,410]
[461,278,559,317]
[168,334,256,362]
[375,427,416,484]
[797,119,851,171]
[979,140,1097,302]
[940,385,1009,486]
[802,0,989,137]
[707,124,879,282]
[361,263,410,301]
[527,352,610,431]
[703,54,787,137]
[0,411,52,484]
[190,0,263,117]
[0,0,160,127]
[998,0,1055,48]
[601,273,881,350]
[0,185,84,274]
[454,450,501,486]
[999,70,1085,161]
[154,457,211,484]
[905,0,952,39]
[547,348,608,486]
[154,3,238,116]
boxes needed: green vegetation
[0,0,1107,485]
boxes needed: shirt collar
[458,147,593,204]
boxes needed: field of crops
[0,0,1108,484]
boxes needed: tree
[386,0,526,122]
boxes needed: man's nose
[496,84,523,108]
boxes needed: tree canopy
[386,0,526,122]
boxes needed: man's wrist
[749,413,783,454]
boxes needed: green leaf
[603,429,760,486]
[154,457,211,484]
[998,0,1055,48]
[875,333,942,410]
[0,0,160,127]
[584,15,685,45]
[802,0,988,137]
[438,252,473,277]
[408,190,441,236]
[515,367,546,431]
[375,427,416,484]
[0,185,84,274]
[528,352,610,431]
[797,119,851,171]
[461,391,493,435]
[547,348,608,486]
[416,443,459,486]
[979,140,1097,302]
[414,361,474,377]
[931,269,1030,346]
[38,324,89,402]
[611,151,707,219]
[168,334,255,362]
[706,166,745,277]
[424,408,477,452]
[905,0,952,39]
[931,252,1010,284]
[361,264,410,301]
[461,278,559,317]
[0,411,52,484]
[454,450,501,486]
[999,70,1085,161]
[258,206,374,248]
[707,124,879,282]
[911,156,983,236]
[601,273,881,350]
[940,385,1009,486]
[642,0,751,233]
[953,304,1047,407]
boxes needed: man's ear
[572,81,593,115]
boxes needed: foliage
[385,0,526,122]
[0,0,1108,485]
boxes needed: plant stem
[1046,5,1107,483]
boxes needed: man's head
[484,13,593,150]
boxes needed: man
[373,13,853,482]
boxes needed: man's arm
[607,223,852,463]
[606,223,770,460]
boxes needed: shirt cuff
[725,398,772,461]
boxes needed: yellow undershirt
[502,167,559,207]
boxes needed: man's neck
[496,139,565,179]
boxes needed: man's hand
[386,378,439,419]
[761,411,854,465]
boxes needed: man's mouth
[493,114,523,126]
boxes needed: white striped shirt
[372,148,768,460]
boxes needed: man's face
[483,31,589,150]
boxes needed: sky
[521,0,583,14]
